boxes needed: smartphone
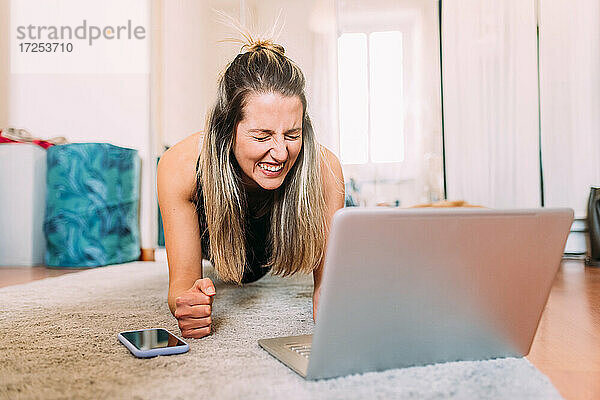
[118,328,189,358]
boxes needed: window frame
[337,15,420,180]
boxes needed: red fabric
[0,129,55,149]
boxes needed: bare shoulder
[319,144,343,185]
[318,144,345,207]
[157,132,204,201]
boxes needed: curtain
[442,0,541,208]
[539,0,600,217]
[308,0,340,155]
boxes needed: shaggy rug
[0,261,562,399]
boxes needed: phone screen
[121,329,186,350]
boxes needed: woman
[157,38,345,339]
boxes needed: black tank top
[194,160,272,284]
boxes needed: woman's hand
[174,278,216,339]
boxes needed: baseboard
[139,248,155,261]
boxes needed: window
[336,0,443,207]
[337,31,404,165]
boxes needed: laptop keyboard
[285,342,312,359]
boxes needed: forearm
[313,260,324,293]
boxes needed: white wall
[248,0,314,90]
[0,0,8,126]
[161,0,208,148]
[161,0,241,149]
[7,0,156,249]
[9,75,150,147]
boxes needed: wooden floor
[1,259,599,399]
[0,265,82,288]
[527,260,600,400]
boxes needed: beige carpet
[0,261,562,399]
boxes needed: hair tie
[243,39,285,56]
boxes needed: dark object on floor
[586,186,600,267]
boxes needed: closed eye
[248,127,301,141]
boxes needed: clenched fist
[174,278,215,339]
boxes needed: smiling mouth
[258,162,285,172]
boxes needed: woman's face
[233,92,303,191]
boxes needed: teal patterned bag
[44,143,140,267]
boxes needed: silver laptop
[259,207,573,380]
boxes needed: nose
[269,136,288,163]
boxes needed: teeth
[259,163,283,172]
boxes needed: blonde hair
[194,30,327,284]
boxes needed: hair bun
[243,39,285,56]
